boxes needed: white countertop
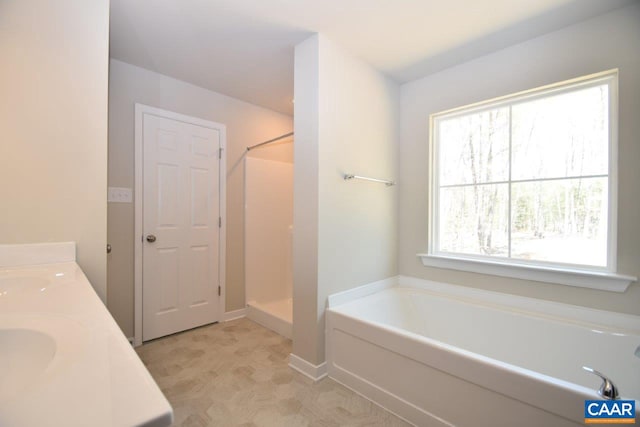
[0,243,173,427]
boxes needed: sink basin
[0,328,56,401]
[0,277,53,297]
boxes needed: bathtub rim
[329,275,640,334]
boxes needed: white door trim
[134,104,226,346]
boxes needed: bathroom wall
[245,157,294,305]
[108,59,292,336]
[399,3,640,315]
[293,34,399,365]
[0,0,109,301]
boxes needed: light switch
[108,187,133,203]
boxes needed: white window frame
[418,69,636,292]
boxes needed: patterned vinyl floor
[136,318,412,427]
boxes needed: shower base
[246,298,292,339]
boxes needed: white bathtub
[325,277,640,426]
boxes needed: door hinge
[218,147,222,159]
[219,217,222,228]
[218,286,221,296]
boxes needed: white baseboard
[288,353,328,381]
[223,308,247,322]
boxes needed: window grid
[430,71,617,272]
[438,173,608,189]
[507,104,512,259]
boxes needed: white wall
[399,3,640,315]
[108,59,292,336]
[245,156,293,305]
[293,34,399,365]
[292,35,322,365]
[0,0,109,300]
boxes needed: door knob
[146,234,157,243]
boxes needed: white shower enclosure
[244,156,293,338]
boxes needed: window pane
[438,107,509,186]
[439,184,509,256]
[511,178,607,266]
[512,85,608,181]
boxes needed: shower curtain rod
[246,132,294,151]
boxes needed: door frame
[133,103,226,346]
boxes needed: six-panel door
[142,113,220,341]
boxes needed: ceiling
[109,0,634,115]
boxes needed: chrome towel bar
[344,174,395,187]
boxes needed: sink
[0,328,56,401]
[0,276,53,297]
[0,314,90,404]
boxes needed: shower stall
[244,155,293,338]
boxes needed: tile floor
[136,318,411,427]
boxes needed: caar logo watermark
[585,400,636,424]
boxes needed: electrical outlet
[108,187,133,203]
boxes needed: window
[421,70,634,291]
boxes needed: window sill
[417,253,636,293]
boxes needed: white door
[142,112,221,341]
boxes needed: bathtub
[325,277,640,426]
